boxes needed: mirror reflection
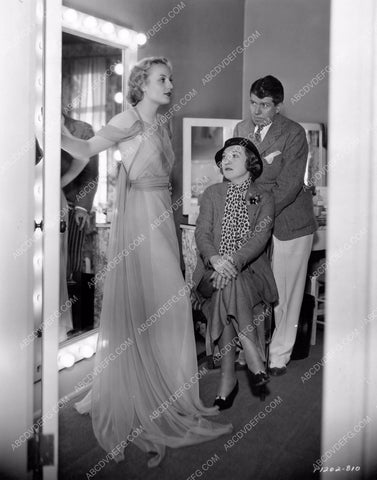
[182,119,241,224]
[191,126,223,202]
[59,32,122,343]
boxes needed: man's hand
[209,254,238,280]
[74,208,89,230]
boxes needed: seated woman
[192,137,278,410]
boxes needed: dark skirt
[197,264,275,360]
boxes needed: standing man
[62,114,99,280]
[234,75,317,375]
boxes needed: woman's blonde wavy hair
[127,57,172,106]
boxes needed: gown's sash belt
[130,177,169,191]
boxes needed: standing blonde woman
[62,57,231,467]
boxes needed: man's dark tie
[254,124,264,144]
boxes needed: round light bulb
[118,29,130,44]
[59,353,75,369]
[136,33,147,46]
[33,255,42,268]
[63,8,78,24]
[114,92,123,104]
[34,182,43,197]
[35,35,43,54]
[114,63,124,76]
[34,292,42,305]
[102,22,115,35]
[83,16,97,30]
[80,344,94,359]
[113,150,122,161]
[35,107,43,124]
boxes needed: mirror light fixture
[34,0,44,356]
[62,6,144,49]
[58,331,98,370]
[59,8,140,373]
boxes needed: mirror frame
[299,122,326,188]
[58,7,139,369]
[182,117,241,223]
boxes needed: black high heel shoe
[249,371,270,401]
[250,371,270,387]
[213,380,239,411]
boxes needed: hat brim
[214,137,260,166]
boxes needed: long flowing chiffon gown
[75,107,232,467]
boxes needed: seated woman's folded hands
[210,254,238,279]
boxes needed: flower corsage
[246,193,261,205]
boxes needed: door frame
[41,0,63,478]
[322,0,377,476]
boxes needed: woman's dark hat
[215,137,261,166]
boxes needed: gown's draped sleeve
[96,120,143,143]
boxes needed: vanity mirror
[182,118,241,224]
[58,7,139,364]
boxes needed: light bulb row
[62,7,147,48]
[58,332,98,370]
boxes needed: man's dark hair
[250,75,284,105]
